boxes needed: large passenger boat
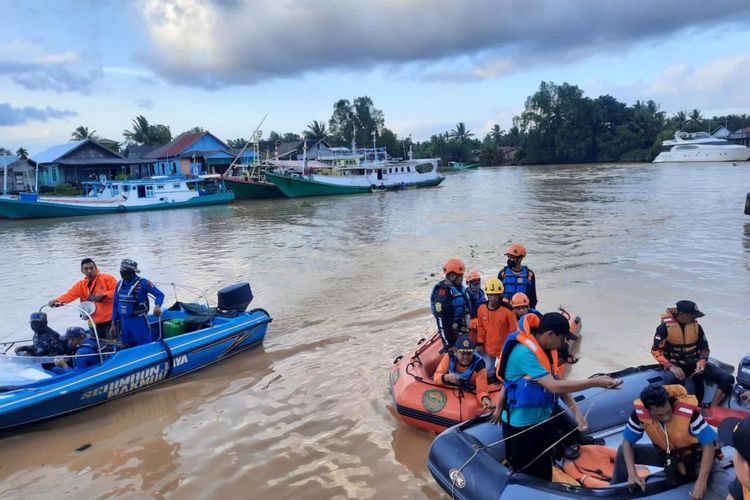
[0,175,234,219]
[653,131,750,163]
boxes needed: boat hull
[0,191,235,219]
[0,308,271,430]
[224,178,283,199]
[265,171,444,198]
[653,148,750,162]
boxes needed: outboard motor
[217,283,253,316]
[733,354,750,406]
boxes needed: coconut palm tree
[122,115,152,145]
[16,147,29,160]
[227,138,249,149]
[489,124,504,145]
[306,120,328,141]
[71,126,98,141]
[449,122,474,143]
[688,109,703,125]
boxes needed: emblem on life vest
[449,469,466,488]
[517,278,523,283]
[422,389,448,413]
[390,368,400,386]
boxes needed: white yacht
[653,131,750,163]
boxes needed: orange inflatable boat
[390,308,582,433]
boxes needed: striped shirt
[623,408,716,446]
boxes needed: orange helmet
[465,270,481,283]
[443,258,466,275]
[505,243,526,258]
[511,292,530,308]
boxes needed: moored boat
[390,309,582,433]
[265,158,444,198]
[653,131,750,163]
[0,283,271,430]
[0,175,234,219]
[448,161,480,170]
[427,359,748,499]
[222,163,283,199]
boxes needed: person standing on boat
[651,300,734,408]
[433,335,492,410]
[110,259,165,347]
[52,327,101,373]
[719,416,750,500]
[612,384,718,499]
[465,271,487,319]
[14,312,69,357]
[494,312,620,480]
[498,243,538,309]
[430,259,471,350]
[475,278,517,379]
[48,258,118,340]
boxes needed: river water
[1,162,749,498]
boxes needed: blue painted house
[143,131,235,175]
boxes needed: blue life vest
[500,265,531,299]
[117,278,147,317]
[466,287,487,318]
[448,353,483,382]
[498,332,559,412]
[431,282,470,324]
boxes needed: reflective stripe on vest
[500,265,531,298]
[497,331,560,412]
[633,384,701,474]
[116,278,147,317]
[661,309,701,364]
[448,353,483,382]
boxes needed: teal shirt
[502,343,552,427]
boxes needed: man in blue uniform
[430,258,471,350]
[109,259,165,347]
[52,327,101,373]
[14,312,69,357]
[498,243,538,308]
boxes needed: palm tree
[306,120,328,140]
[672,111,687,126]
[688,109,703,125]
[449,122,475,143]
[123,115,151,145]
[71,126,97,141]
[489,124,504,145]
[16,147,29,160]
[227,138,249,149]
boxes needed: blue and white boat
[0,283,271,430]
[0,174,234,219]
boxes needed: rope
[449,382,620,499]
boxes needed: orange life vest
[633,384,701,475]
[497,328,561,382]
[561,445,650,488]
[661,308,701,365]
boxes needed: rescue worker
[476,278,517,379]
[430,258,471,350]
[493,312,620,480]
[612,384,717,499]
[651,300,734,407]
[433,335,492,410]
[511,292,577,368]
[719,416,750,500]
[14,312,69,357]
[52,327,101,373]
[464,271,487,320]
[109,259,165,348]
[498,243,538,308]
[48,258,118,339]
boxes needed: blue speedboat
[0,283,271,431]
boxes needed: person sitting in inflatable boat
[433,335,492,411]
[612,383,718,498]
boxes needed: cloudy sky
[1,0,749,153]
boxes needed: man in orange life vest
[612,384,717,499]
[493,312,620,480]
[433,334,492,410]
[652,300,734,408]
[719,415,750,500]
[48,258,118,339]
[475,278,517,380]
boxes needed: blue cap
[120,258,140,272]
[454,334,476,351]
[30,312,47,323]
[64,326,87,341]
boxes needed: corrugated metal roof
[143,132,206,159]
[33,140,86,164]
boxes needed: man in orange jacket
[476,278,517,380]
[49,258,117,339]
[434,335,492,410]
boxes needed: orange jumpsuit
[476,303,518,357]
[433,353,489,405]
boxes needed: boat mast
[228,113,268,174]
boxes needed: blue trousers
[121,316,153,347]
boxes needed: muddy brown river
[1,162,749,498]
